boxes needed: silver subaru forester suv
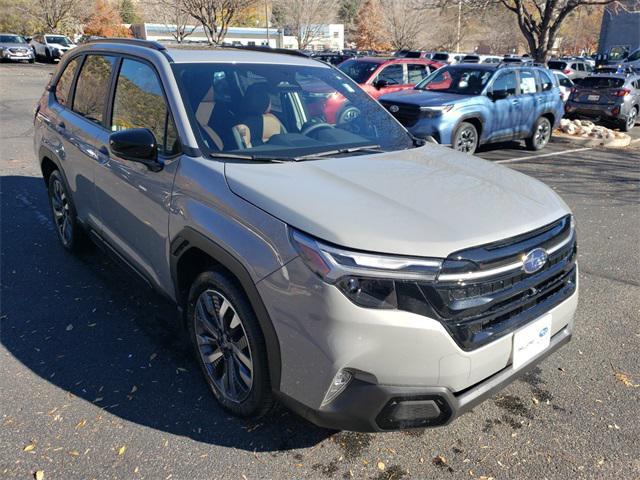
[34,39,578,431]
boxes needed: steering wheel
[301,122,334,137]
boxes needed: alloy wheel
[455,126,477,153]
[50,177,73,246]
[194,289,253,403]
[627,109,637,130]
[535,119,551,148]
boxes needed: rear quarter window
[55,56,82,107]
[548,61,566,70]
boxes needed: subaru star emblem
[522,248,548,274]
[389,105,399,113]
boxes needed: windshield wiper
[209,152,290,162]
[293,144,383,161]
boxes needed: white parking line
[495,147,594,164]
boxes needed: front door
[367,63,406,99]
[487,70,519,140]
[94,57,181,293]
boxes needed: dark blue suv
[379,64,564,154]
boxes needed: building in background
[598,1,640,59]
[131,23,344,51]
[131,23,282,48]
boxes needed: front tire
[452,122,478,154]
[526,116,552,151]
[47,170,84,252]
[187,271,274,418]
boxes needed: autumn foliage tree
[84,0,131,37]
[353,0,390,50]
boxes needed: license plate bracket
[512,315,552,370]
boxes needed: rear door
[515,68,539,136]
[94,57,181,292]
[63,54,117,227]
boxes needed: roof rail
[85,38,166,51]
[218,44,310,58]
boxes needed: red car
[317,57,443,124]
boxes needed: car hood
[225,145,570,258]
[380,89,477,107]
[49,43,74,50]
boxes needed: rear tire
[187,270,274,418]
[620,107,638,132]
[47,170,85,253]
[526,116,552,151]
[452,121,478,154]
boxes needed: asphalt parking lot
[1,62,639,480]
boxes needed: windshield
[46,35,72,46]
[0,35,26,44]
[578,77,625,89]
[416,66,492,95]
[172,62,413,160]
[338,59,380,83]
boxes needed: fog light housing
[321,369,353,406]
[376,395,452,429]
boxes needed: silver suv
[35,39,578,431]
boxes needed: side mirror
[374,79,389,89]
[109,128,162,171]
[489,89,509,101]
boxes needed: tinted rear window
[404,51,421,58]
[432,53,449,61]
[579,77,625,89]
[548,61,567,70]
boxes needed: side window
[519,70,537,94]
[559,76,573,88]
[492,71,517,96]
[538,70,554,91]
[111,58,179,156]
[585,63,593,72]
[55,56,81,107]
[376,64,404,85]
[73,55,115,124]
[407,64,430,84]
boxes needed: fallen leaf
[130,386,138,394]
[614,371,639,387]
[532,397,540,405]
[68,450,80,457]
[23,443,36,452]
[34,471,44,480]
[66,324,73,331]
[118,445,126,456]
[75,419,87,429]
[433,455,448,468]
[377,461,385,471]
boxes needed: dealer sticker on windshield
[512,314,552,370]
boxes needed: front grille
[416,216,577,350]
[380,101,421,127]
[9,47,29,54]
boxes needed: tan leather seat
[195,86,224,150]
[232,84,285,149]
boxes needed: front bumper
[278,325,572,431]
[1,50,34,61]
[258,256,578,431]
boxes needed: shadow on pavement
[0,175,333,452]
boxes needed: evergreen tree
[119,0,140,24]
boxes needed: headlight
[290,229,443,309]
[420,105,454,117]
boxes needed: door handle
[98,145,109,155]
[57,121,66,130]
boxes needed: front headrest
[242,83,270,116]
